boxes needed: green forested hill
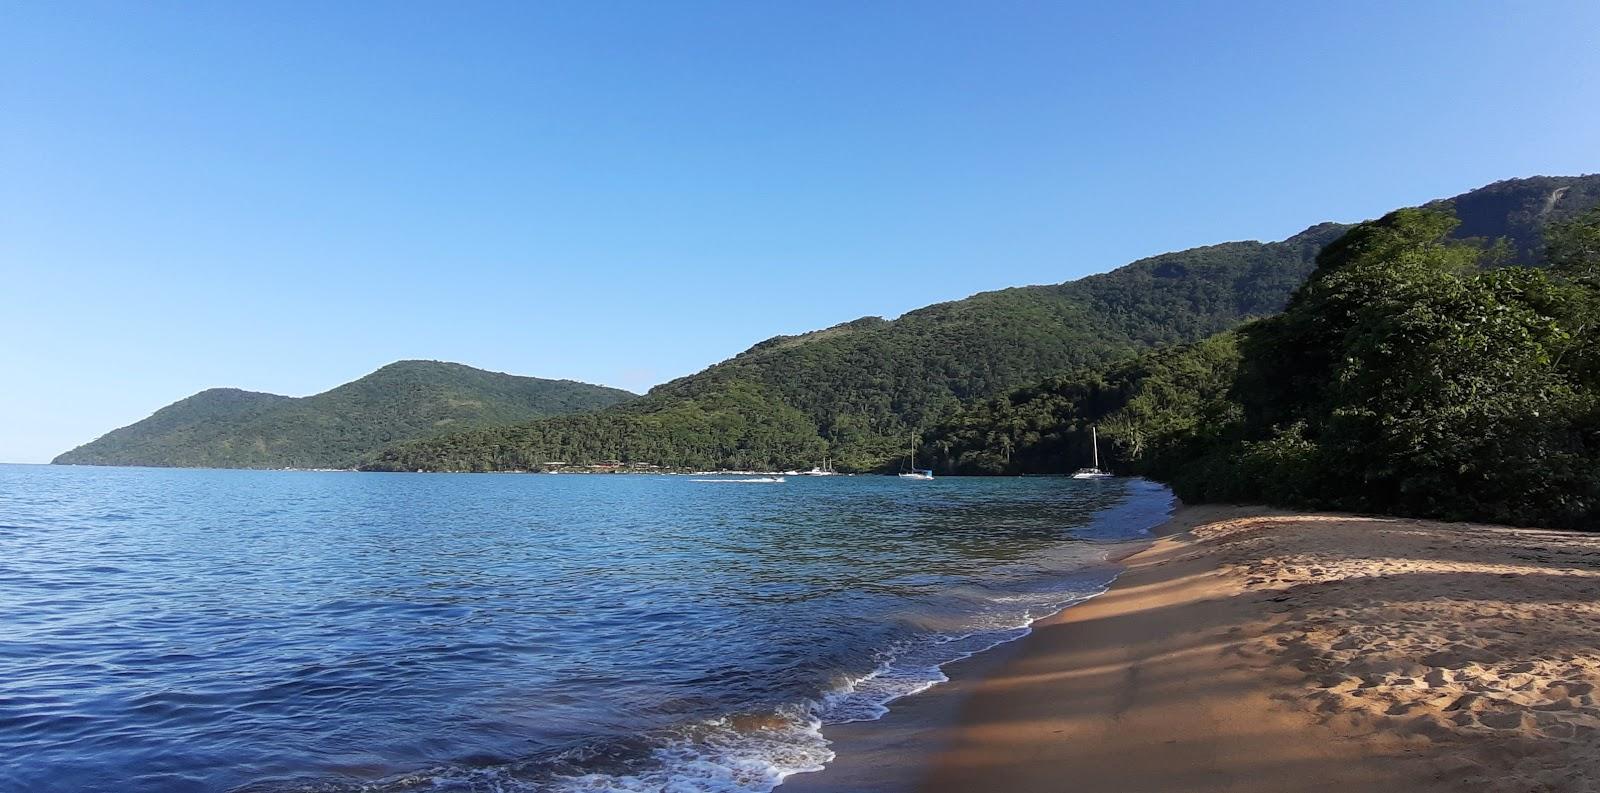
[364,227,1344,473]
[922,332,1248,476]
[645,223,1346,462]
[925,203,1600,528]
[54,361,636,469]
[370,175,1600,474]
[1436,175,1600,260]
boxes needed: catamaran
[1071,425,1114,479]
[898,446,934,480]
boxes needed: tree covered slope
[368,175,1600,474]
[925,203,1600,528]
[364,227,1344,473]
[54,361,636,469]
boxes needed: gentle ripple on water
[0,464,1172,793]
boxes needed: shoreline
[779,499,1193,793]
[789,504,1600,793]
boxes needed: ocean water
[0,464,1172,793]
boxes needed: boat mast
[1092,426,1100,469]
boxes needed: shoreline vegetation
[60,177,1600,518]
[79,180,1600,531]
[361,176,1600,499]
[926,203,1600,529]
[791,504,1600,793]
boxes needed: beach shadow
[911,517,1600,793]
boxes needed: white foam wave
[305,480,1174,793]
[548,705,832,793]
[533,576,1114,793]
[817,583,1107,724]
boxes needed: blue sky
[3,1,1598,463]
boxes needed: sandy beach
[791,504,1600,793]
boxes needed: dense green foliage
[54,361,636,469]
[1436,175,1600,263]
[367,227,1343,473]
[1546,203,1600,283]
[367,380,826,472]
[368,176,1600,475]
[1185,207,1600,527]
[927,202,1600,528]
[922,332,1246,476]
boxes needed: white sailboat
[898,446,934,480]
[799,458,840,476]
[1071,426,1113,479]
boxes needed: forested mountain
[923,332,1248,476]
[367,175,1600,474]
[365,228,1343,473]
[1437,175,1600,260]
[54,361,636,469]
[924,205,1600,528]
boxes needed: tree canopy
[926,205,1600,529]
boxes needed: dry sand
[905,505,1600,793]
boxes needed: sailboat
[799,458,840,476]
[1071,426,1114,479]
[898,445,934,480]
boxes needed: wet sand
[788,504,1600,793]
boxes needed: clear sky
[3,1,1597,463]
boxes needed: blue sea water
[0,464,1172,793]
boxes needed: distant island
[52,360,635,469]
